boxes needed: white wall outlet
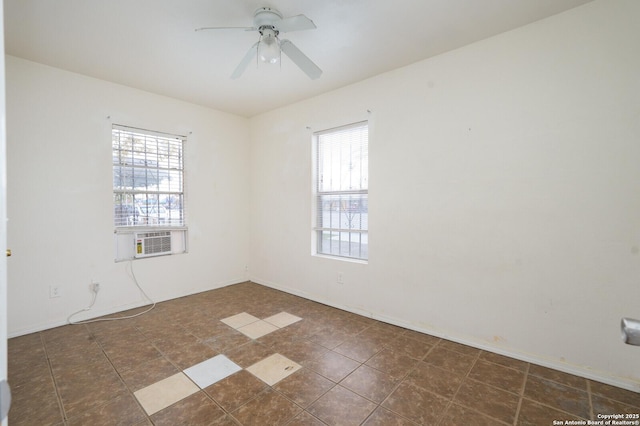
[49,285,61,298]
[337,272,343,284]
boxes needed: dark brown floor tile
[103,340,163,372]
[437,339,481,356]
[119,356,179,391]
[286,318,326,338]
[46,337,106,370]
[8,332,43,352]
[8,333,46,377]
[454,378,519,424]
[357,325,400,347]
[381,381,449,424]
[231,388,302,426]
[131,418,154,426]
[438,339,481,357]
[225,340,275,368]
[150,331,201,353]
[10,283,619,426]
[257,326,302,348]
[8,353,50,386]
[308,327,352,349]
[523,375,590,419]
[274,368,335,408]
[340,364,399,403]
[401,329,441,346]
[423,346,476,375]
[158,340,218,370]
[205,370,267,412]
[517,398,584,425]
[135,321,188,342]
[590,380,640,408]
[370,321,406,336]
[55,359,129,418]
[405,360,464,399]
[441,403,510,425]
[41,324,91,344]
[468,359,526,394]
[287,411,327,426]
[307,385,376,426]
[306,350,361,383]
[8,373,62,426]
[385,334,432,360]
[67,393,146,426]
[90,325,146,347]
[9,371,58,406]
[592,395,640,417]
[211,414,242,425]
[202,329,252,354]
[336,319,369,336]
[151,391,226,425]
[365,348,417,379]
[334,336,382,363]
[361,407,418,425]
[277,339,329,365]
[528,364,587,390]
[479,350,528,372]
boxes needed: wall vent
[135,231,172,258]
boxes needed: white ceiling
[4,0,592,117]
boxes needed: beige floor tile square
[221,312,260,329]
[133,372,199,415]
[247,353,302,386]
[237,320,279,339]
[264,312,302,328]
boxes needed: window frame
[112,124,187,231]
[313,121,369,262]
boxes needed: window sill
[312,253,368,265]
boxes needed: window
[112,125,186,228]
[314,121,368,260]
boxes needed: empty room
[1,0,639,425]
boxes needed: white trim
[7,277,247,338]
[250,276,640,393]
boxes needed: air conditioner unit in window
[135,231,172,258]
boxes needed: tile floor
[7,281,640,425]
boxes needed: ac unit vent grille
[135,231,172,258]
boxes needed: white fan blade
[275,14,316,33]
[195,26,255,32]
[280,39,322,80]
[231,42,259,79]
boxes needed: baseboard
[7,277,248,338]
[250,276,640,394]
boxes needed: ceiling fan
[196,7,322,80]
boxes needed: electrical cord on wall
[67,260,156,325]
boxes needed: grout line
[587,378,594,420]
[435,347,482,425]
[512,361,531,425]
[40,331,68,425]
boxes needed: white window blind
[112,125,186,228]
[314,121,368,260]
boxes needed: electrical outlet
[92,281,100,293]
[337,272,343,284]
[49,285,61,298]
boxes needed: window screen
[112,125,186,228]
[314,121,368,260]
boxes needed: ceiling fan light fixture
[258,28,280,64]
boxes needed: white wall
[248,0,640,390]
[6,56,250,335]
